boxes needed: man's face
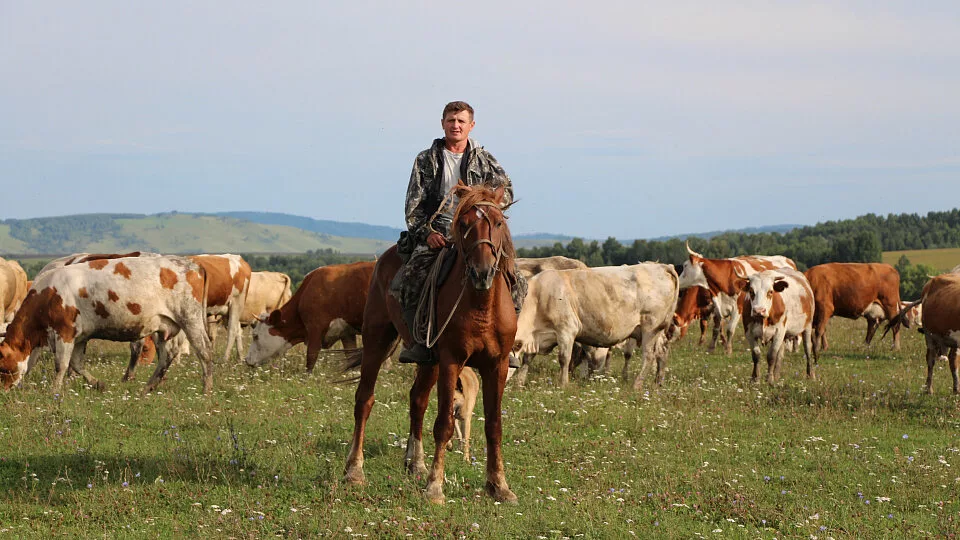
[441,110,475,145]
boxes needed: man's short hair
[442,101,474,120]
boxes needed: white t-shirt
[440,149,464,223]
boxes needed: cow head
[0,340,28,389]
[677,243,708,290]
[245,310,294,367]
[740,274,789,319]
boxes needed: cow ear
[267,309,282,326]
[773,279,789,292]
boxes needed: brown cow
[189,254,251,363]
[804,263,902,356]
[245,261,375,372]
[0,257,29,324]
[914,273,960,394]
[678,244,797,354]
[668,285,720,346]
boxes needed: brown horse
[342,183,519,504]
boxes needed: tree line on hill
[516,209,960,299]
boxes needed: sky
[2,1,959,240]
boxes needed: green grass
[2,319,959,538]
[883,248,960,272]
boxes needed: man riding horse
[392,101,526,366]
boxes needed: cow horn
[685,241,702,258]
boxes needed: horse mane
[450,184,517,281]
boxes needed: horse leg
[405,364,438,477]
[423,360,459,504]
[343,323,398,485]
[478,357,517,503]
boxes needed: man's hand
[426,232,448,249]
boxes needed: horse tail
[331,338,401,384]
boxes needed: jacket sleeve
[405,150,432,244]
[481,150,514,206]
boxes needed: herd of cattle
[0,247,958,400]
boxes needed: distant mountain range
[0,211,799,255]
[649,224,802,242]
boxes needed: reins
[413,187,511,348]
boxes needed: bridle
[457,200,508,276]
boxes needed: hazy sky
[2,1,958,239]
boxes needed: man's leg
[506,273,527,369]
[391,246,439,365]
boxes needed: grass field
[882,248,960,272]
[2,319,959,538]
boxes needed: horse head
[451,182,515,291]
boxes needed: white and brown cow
[0,256,213,394]
[245,261,375,372]
[1,257,30,324]
[803,263,902,355]
[738,268,815,383]
[913,273,960,394]
[189,254,251,363]
[678,244,797,355]
[515,256,588,281]
[513,263,679,389]
[241,271,292,325]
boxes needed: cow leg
[864,317,880,346]
[653,334,669,386]
[23,347,44,380]
[124,339,148,382]
[803,329,816,380]
[708,317,721,352]
[767,329,786,384]
[143,334,175,394]
[556,339,574,387]
[182,321,215,394]
[68,342,104,391]
[405,364,439,477]
[948,347,960,395]
[477,354,517,504]
[698,318,709,346]
[513,353,533,387]
[924,334,940,395]
[51,340,75,393]
[460,381,477,463]
[812,304,831,358]
[423,358,459,504]
[222,302,244,363]
[621,341,635,381]
[879,300,902,352]
[632,331,660,391]
[748,329,762,382]
[723,312,741,355]
[343,326,399,486]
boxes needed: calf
[738,269,815,383]
[0,256,213,394]
[514,263,679,389]
[245,261,375,372]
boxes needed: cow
[206,270,293,341]
[513,263,679,389]
[0,257,29,324]
[189,254,251,363]
[0,255,213,394]
[803,263,901,357]
[911,273,960,394]
[245,261,375,372]
[738,268,815,383]
[449,367,480,462]
[678,244,797,355]
[668,286,720,346]
[515,256,588,280]
[126,333,191,379]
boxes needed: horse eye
[496,221,504,228]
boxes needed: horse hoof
[485,482,518,504]
[343,468,366,486]
[406,462,428,477]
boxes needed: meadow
[882,248,960,273]
[2,318,959,538]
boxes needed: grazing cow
[189,254,251,363]
[245,261,375,372]
[900,301,923,330]
[127,333,191,369]
[513,263,679,389]
[803,263,901,356]
[515,256,588,280]
[668,286,720,346]
[738,268,815,383]
[241,271,293,325]
[0,257,29,324]
[0,256,213,393]
[912,273,960,394]
[678,244,797,354]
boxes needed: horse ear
[454,181,471,199]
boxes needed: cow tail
[882,298,923,340]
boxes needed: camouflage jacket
[404,137,513,244]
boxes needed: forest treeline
[516,209,960,299]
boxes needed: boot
[399,343,435,365]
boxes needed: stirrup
[398,343,436,365]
